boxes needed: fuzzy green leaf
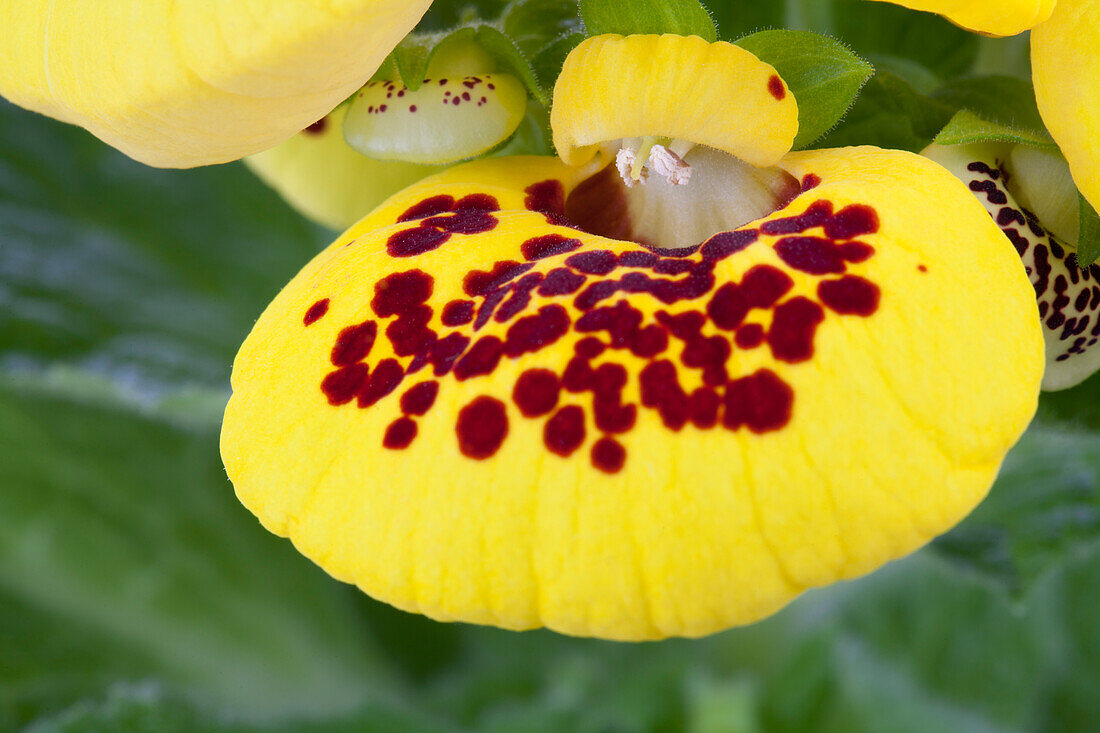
[579,0,716,41]
[1077,193,1100,267]
[934,109,1057,149]
[736,30,873,149]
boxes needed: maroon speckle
[398,195,454,222]
[304,118,327,135]
[824,204,879,239]
[409,104,418,112]
[575,337,606,358]
[639,360,689,431]
[767,297,825,363]
[689,387,720,429]
[423,210,497,234]
[503,304,571,357]
[428,333,469,376]
[452,97,461,106]
[358,358,404,407]
[700,230,758,261]
[495,272,545,323]
[837,241,874,263]
[383,417,418,449]
[524,179,566,215]
[303,298,329,326]
[544,405,586,456]
[513,369,561,417]
[566,250,618,275]
[723,369,793,433]
[464,261,531,296]
[372,270,433,317]
[800,174,821,191]
[767,74,786,100]
[387,227,450,257]
[707,283,748,331]
[456,396,508,459]
[590,437,626,473]
[455,193,500,211]
[400,381,439,415]
[741,265,794,308]
[762,200,833,235]
[538,268,586,296]
[774,236,846,275]
[818,276,881,316]
[522,234,582,261]
[454,336,503,380]
[330,321,378,366]
[441,300,475,326]
[321,364,369,406]
[734,323,765,349]
[918,264,928,273]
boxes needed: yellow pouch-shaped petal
[551,35,798,168]
[222,149,1042,640]
[246,105,443,231]
[871,0,1055,35]
[1032,0,1100,213]
[0,0,431,167]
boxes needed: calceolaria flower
[221,34,1042,639]
[0,4,1056,640]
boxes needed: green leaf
[709,4,785,40]
[933,426,1100,596]
[816,71,956,152]
[531,31,586,93]
[1077,193,1100,267]
[934,109,1057,149]
[931,75,1045,131]
[472,25,551,105]
[578,0,717,41]
[735,30,873,150]
[501,0,582,58]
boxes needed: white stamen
[616,147,646,187]
[648,144,692,185]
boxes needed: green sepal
[501,0,582,58]
[934,109,1057,150]
[735,30,873,150]
[1078,193,1100,268]
[578,0,717,41]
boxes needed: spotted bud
[344,74,528,165]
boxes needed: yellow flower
[0,1,432,167]
[221,35,1043,639]
[876,1,1099,222]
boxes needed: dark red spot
[400,381,439,415]
[387,227,450,257]
[538,267,587,296]
[734,323,765,349]
[837,241,874,263]
[513,369,561,417]
[495,272,544,323]
[707,283,748,331]
[303,298,329,326]
[524,179,566,215]
[631,324,668,357]
[590,437,626,474]
[372,270,433,317]
[918,264,928,273]
[503,305,571,357]
[682,334,732,387]
[304,118,327,135]
[330,321,377,366]
[422,210,497,234]
[774,236,846,275]
[521,234,582,261]
[619,250,659,268]
[398,195,454,222]
[386,304,436,356]
[818,276,881,316]
[689,387,720,429]
[454,193,500,211]
[594,398,636,434]
[358,358,404,407]
[428,333,469,376]
[767,297,825,363]
[321,364,369,406]
[767,74,786,100]
[761,200,833,235]
[824,204,879,239]
[575,337,606,358]
[639,360,689,431]
[409,104,417,112]
[800,174,821,191]
[383,417,417,449]
[454,336,503,380]
[700,230,758,261]
[544,405,586,457]
[566,250,619,275]
[456,396,508,459]
[741,265,794,308]
[464,261,531,296]
[723,369,793,434]
[441,299,475,326]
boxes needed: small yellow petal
[0,0,431,167]
[870,0,1054,35]
[551,35,798,168]
[245,106,444,231]
[1032,0,1100,213]
[222,148,1041,640]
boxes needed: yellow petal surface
[246,105,443,231]
[0,1,431,168]
[222,149,1042,640]
[1033,0,1100,213]
[551,35,798,168]
[871,0,1055,35]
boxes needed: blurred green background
[3,1,1100,731]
